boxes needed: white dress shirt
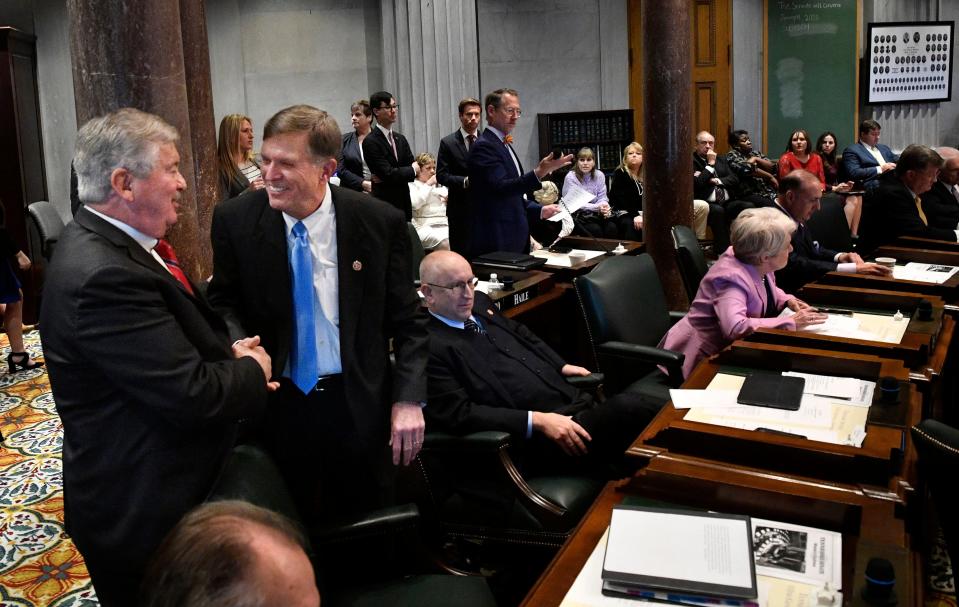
[282,187,342,377]
[85,206,172,274]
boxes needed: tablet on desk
[736,372,804,411]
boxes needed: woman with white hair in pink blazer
[660,207,827,378]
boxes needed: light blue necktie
[290,221,318,394]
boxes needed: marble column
[67,0,212,279]
[380,0,480,156]
[642,0,692,308]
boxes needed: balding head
[777,169,823,222]
[419,251,477,322]
[936,147,959,187]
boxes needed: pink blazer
[660,248,797,378]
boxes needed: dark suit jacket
[437,129,474,255]
[207,186,428,451]
[921,180,959,231]
[693,153,740,202]
[860,172,958,253]
[39,208,267,602]
[841,142,898,189]
[338,131,366,192]
[424,292,581,436]
[363,126,416,220]
[772,203,840,292]
[466,128,543,257]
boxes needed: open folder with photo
[602,505,758,603]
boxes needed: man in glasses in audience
[363,90,418,220]
[419,251,660,476]
[466,88,572,257]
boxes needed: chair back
[575,254,671,348]
[27,201,65,261]
[407,222,425,282]
[911,419,959,589]
[671,225,708,301]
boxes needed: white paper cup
[568,252,586,264]
[875,256,896,269]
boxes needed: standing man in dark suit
[363,91,418,220]
[859,145,952,252]
[692,130,748,252]
[466,88,571,257]
[841,119,898,190]
[772,170,889,292]
[39,108,274,606]
[437,97,482,255]
[419,251,659,469]
[208,105,428,520]
[920,147,959,230]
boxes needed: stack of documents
[892,262,959,284]
[669,371,872,447]
[561,513,842,607]
[779,308,908,344]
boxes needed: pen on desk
[815,307,853,315]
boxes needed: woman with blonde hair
[216,114,263,201]
[409,152,450,250]
[608,142,645,240]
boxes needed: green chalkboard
[765,0,859,158]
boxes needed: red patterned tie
[154,239,195,296]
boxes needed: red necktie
[154,239,195,296]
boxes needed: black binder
[736,372,805,411]
[472,251,547,271]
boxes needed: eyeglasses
[426,276,479,294]
[376,104,399,111]
[502,107,522,117]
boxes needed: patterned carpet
[0,330,97,606]
[0,329,954,606]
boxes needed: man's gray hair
[74,108,179,204]
[730,207,796,265]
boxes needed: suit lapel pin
[352,260,362,271]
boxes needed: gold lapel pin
[352,260,362,271]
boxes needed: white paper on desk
[751,517,843,587]
[560,529,657,607]
[780,308,905,344]
[531,248,605,267]
[893,262,959,284]
[783,372,861,400]
[560,186,596,213]
[669,389,740,409]
[604,508,755,589]
[700,395,834,428]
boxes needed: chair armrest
[422,431,511,453]
[310,503,420,544]
[668,310,686,326]
[596,341,685,386]
[564,372,605,390]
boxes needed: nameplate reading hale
[492,285,536,312]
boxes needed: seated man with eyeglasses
[419,251,660,475]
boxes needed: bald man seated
[141,500,320,607]
[419,251,661,474]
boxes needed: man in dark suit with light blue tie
[437,97,482,255]
[841,119,899,190]
[466,88,572,258]
[208,105,428,521]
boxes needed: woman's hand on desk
[785,298,811,311]
[791,307,828,329]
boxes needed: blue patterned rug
[0,330,98,606]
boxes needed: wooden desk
[527,236,643,281]
[893,235,959,253]
[473,269,559,318]
[746,284,951,378]
[817,247,959,302]
[631,342,920,502]
[522,477,920,606]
